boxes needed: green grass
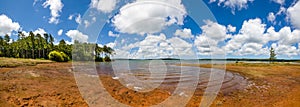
[0,57,53,68]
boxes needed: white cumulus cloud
[223,18,300,57]
[112,0,187,35]
[42,0,64,24]
[267,12,276,23]
[193,20,233,56]
[209,0,254,14]
[106,42,116,48]
[0,14,20,36]
[58,29,63,36]
[68,14,74,20]
[108,31,119,37]
[90,0,118,13]
[227,25,236,32]
[22,28,47,36]
[235,43,268,56]
[113,33,195,59]
[65,30,88,43]
[239,18,268,44]
[174,28,194,39]
[287,1,300,29]
[272,43,298,57]
[33,28,47,35]
[201,20,230,41]
[224,18,268,55]
[75,14,81,24]
[272,0,285,5]
[194,20,231,56]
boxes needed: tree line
[0,31,114,62]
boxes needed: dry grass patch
[0,57,52,68]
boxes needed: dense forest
[0,31,114,62]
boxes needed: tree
[0,31,114,62]
[269,47,276,63]
[29,32,36,58]
[58,39,72,58]
[3,34,11,57]
[49,34,54,51]
[43,33,50,59]
[102,45,114,57]
[4,34,10,43]
[0,36,4,57]
[101,45,114,62]
[95,44,103,62]
[37,34,43,58]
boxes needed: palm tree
[102,45,115,61]
[106,46,115,56]
[94,44,103,61]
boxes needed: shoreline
[181,62,300,106]
[1,59,300,106]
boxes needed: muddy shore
[1,59,300,106]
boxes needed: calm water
[96,60,247,94]
[72,60,248,106]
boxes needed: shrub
[48,51,70,62]
[95,56,103,62]
[104,56,111,62]
[60,52,70,62]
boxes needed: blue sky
[205,0,294,31]
[0,0,300,59]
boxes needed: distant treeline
[114,58,300,62]
[0,32,114,62]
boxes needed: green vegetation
[0,31,114,62]
[48,51,70,62]
[95,45,114,62]
[104,56,112,62]
[269,47,277,63]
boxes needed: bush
[95,57,103,62]
[60,52,70,62]
[104,56,111,62]
[48,51,70,62]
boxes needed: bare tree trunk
[38,49,40,58]
[43,49,45,59]
[32,49,34,59]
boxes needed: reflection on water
[97,60,247,95]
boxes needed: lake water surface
[97,60,247,94]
